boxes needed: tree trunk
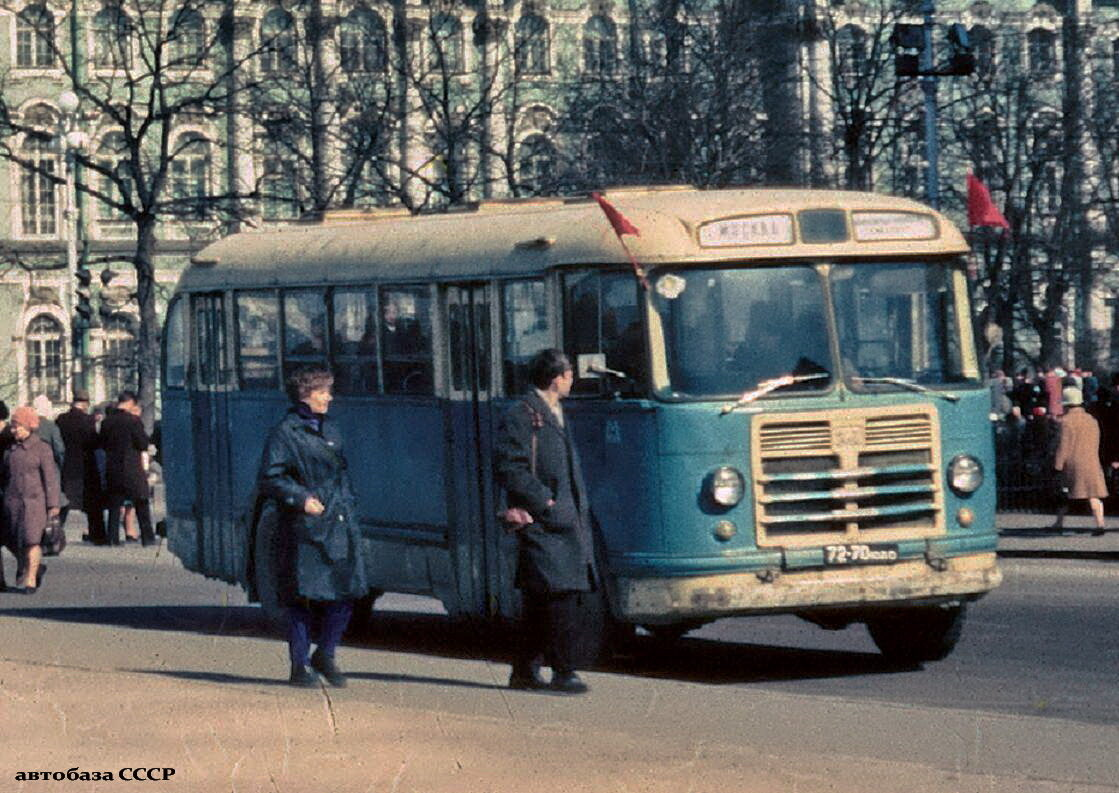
[135,215,160,434]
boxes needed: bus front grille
[752,406,944,547]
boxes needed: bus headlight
[948,455,984,494]
[708,466,745,506]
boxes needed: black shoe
[20,586,37,596]
[508,666,549,690]
[550,672,588,695]
[310,650,347,688]
[5,586,27,595]
[141,539,158,547]
[288,664,319,688]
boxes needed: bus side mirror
[577,353,626,380]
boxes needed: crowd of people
[991,365,1119,533]
[0,390,157,595]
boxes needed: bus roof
[179,188,970,291]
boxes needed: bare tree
[943,21,1083,371]
[0,0,266,427]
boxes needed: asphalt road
[1,542,1116,792]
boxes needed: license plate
[823,543,899,566]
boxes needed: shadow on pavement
[997,549,1119,561]
[2,605,912,685]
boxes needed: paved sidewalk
[996,511,1119,560]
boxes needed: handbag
[41,515,66,557]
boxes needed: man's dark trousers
[105,493,155,544]
[516,590,582,675]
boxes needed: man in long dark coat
[494,348,596,695]
[99,391,154,545]
[55,390,106,545]
[257,366,367,687]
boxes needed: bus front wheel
[866,603,968,665]
[253,511,287,633]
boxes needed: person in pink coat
[2,406,61,593]
[1053,387,1107,536]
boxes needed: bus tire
[866,603,967,665]
[252,511,287,634]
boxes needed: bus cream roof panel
[181,189,969,290]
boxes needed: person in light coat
[2,406,61,593]
[1053,387,1108,536]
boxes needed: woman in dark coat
[2,406,61,593]
[257,366,367,687]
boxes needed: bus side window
[164,297,187,389]
[562,270,644,397]
[380,286,433,395]
[236,291,280,390]
[501,279,550,396]
[282,289,327,381]
[332,288,379,395]
[192,293,231,388]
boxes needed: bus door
[444,284,499,619]
[188,293,240,584]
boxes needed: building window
[170,134,211,219]
[516,13,549,75]
[970,25,994,75]
[20,133,58,236]
[429,13,464,74]
[103,313,138,398]
[583,15,617,76]
[26,314,65,402]
[16,3,54,68]
[1027,28,1056,75]
[169,5,206,67]
[92,4,134,69]
[517,134,556,195]
[340,8,387,73]
[260,8,296,73]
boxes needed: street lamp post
[57,89,89,390]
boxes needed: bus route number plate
[823,543,899,566]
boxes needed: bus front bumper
[616,552,1001,623]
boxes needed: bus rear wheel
[866,603,967,665]
[253,511,287,633]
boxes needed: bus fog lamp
[948,455,983,494]
[709,466,745,506]
[957,507,974,527]
[714,520,737,541]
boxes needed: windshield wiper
[851,376,959,403]
[720,372,830,415]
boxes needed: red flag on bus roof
[592,192,648,289]
[592,192,641,237]
[967,173,1010,230]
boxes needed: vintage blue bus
[162,187,1001,664]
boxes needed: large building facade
[2,0,1118,412]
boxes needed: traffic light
[74,269,93,330]
[892,23,923,77]
[945,23,975,76]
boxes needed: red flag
[591,192,647,288]
[592,192,640,237]
[967,173,1010,230]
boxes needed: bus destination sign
[698,214,794,247]
[851,212,938,242]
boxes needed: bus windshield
[832,260,979,389]
[651,265,833,398]
[650,259,979,399]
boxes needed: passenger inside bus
[381,295,432,394]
